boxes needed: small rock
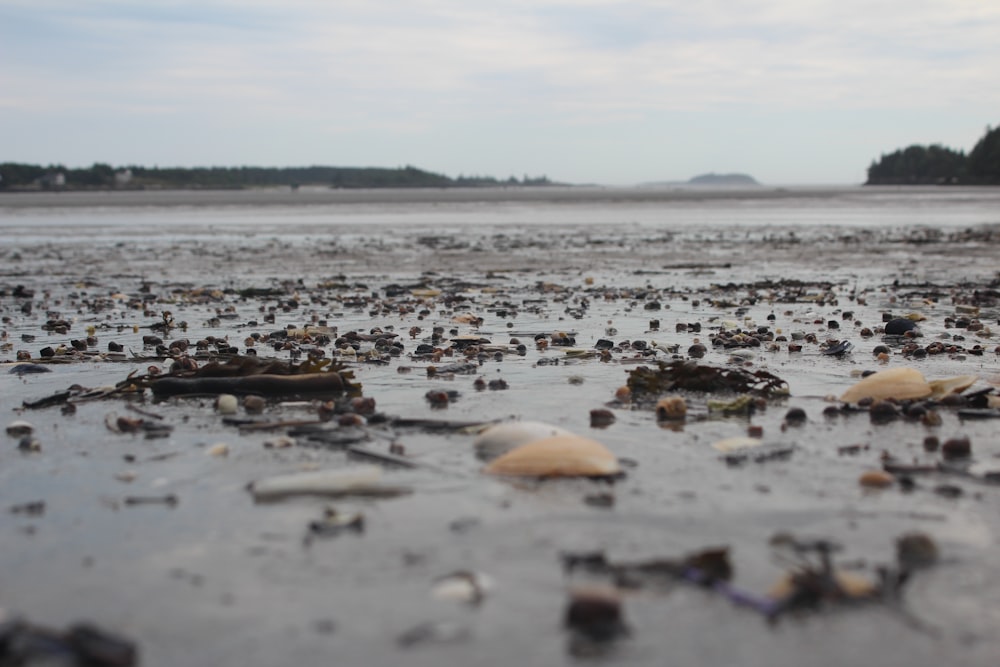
[215,394,239,415]
[896,533,939,570]
[564,586,628,642]
[941,436,971,460]
[859,470,894,489]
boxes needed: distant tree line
[0,163,554,191]
[866,124,1000,185]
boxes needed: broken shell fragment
[431,571,493,604]
[484,434,620,478]
[473,420,572,461]
[207,442,230,457]
[711,437,763,453]
[6,420,34,437]
[839,367,931,404]
[927,375,978,399]
[250,465,410,501]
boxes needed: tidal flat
[2,186,1000,666]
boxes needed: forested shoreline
[866,124,1000,185]
[0,163,553,191]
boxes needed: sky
[2,1,999,185]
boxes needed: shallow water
[2,187,1000,666]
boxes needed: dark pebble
[869,400,900,424]
[687,344,706,359]
[590,409,616,428]
[784,407,807,425]
[884,318,918,335]
[941,436,971,460]
[564,588,628,642]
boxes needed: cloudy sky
[2,1,999,185]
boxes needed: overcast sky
[2,1,999,185]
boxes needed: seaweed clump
[627,360,789,399]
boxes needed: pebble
[215,394,239,415]
[859,470,894,488]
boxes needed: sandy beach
[2,187,1000,666]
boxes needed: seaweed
[627,360,789,398]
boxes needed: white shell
[839,367,931,403]
[250,465,408,500]
[431,571,493,603]
[473,421,572,461]
[711,437,763,453]
[207,442,230,457]
[484,434,620,478]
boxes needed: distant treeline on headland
[866,124,1000,185]
[0,163,555,191]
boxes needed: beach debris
[6,420,34,437]
[928,375,978,398]
[707,394,759,415]
[711,436,763,453]
[483,433,621,478]
[7,363,51,375]
[627,361,789,399]
[263,435,296,449]
[431,571,493,604]
[722,444,794,466]
[17,436,42,452]
[249,465,411,501]
[152,371,348,398]
[839,367,932,404]
[763,534,911,618]
[655,396,687,420]
[821,340,853,356]
[396,621,470,648]
[147,355,359,397]
[123,494,178,507]
[206,442,230,457]
[305,507,365,544]
[472,420,572,461]
[0,617,139,666]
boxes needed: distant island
[866,124,999,185]
[687,172,759,187]
[0,163,555,192]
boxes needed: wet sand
[2,188,1000,666]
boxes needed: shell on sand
[927,375,978,398]
[473,421,573,461]
[839,367,931,404]
[483,434,620,478]
[250,465,410,500]
[711,437,763,453]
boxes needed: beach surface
[2,186,1000,666]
